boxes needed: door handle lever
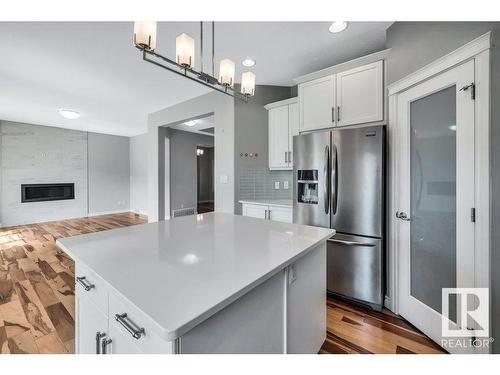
[396,211,411,221]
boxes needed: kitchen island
[56,212,334,354]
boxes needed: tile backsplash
[239,166,292,200]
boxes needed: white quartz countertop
[57,212,333,341]
[239,199,293,207]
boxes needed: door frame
[387,32,491,348]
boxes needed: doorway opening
[167,114,215,217]
[197,144,214,213]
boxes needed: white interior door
[397,60,475,353]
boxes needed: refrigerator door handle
[324,145,330,214]
[327,238,376,247]
[331,144,338,215]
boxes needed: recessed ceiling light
[58,109,81,119]
[329,21,348,33]
[185,120,198,127]
[449,125,457,131]
[242,58,256,67]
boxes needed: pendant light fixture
[219,58,235,87]
[133,21,157,51]
[176,33,195,68]
[133,21,255,102]
[241,71,256,96]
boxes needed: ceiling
[170,115,215,137]
[0,22,392,137]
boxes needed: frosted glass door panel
[410,86,457,321]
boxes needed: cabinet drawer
[108,292,174,353]
[75,263,108,315]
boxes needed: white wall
[0,121,132,226]
[147,91,235,222]
[130,133,149,215]
[88,132,130,215]
[0,121,88,226]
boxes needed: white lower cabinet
[242,203,267,219]
[76,294,108,354]
[269,206,293,223]
[242,203,292,223]
[75,241,326,354]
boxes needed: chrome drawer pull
[115,313,145,339]
[101,338,112,354]
[76,276,95,291]
[327,238,375,247]
[95,332,106,354]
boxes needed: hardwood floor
[1,212,445,354]
[321,296,447,354]
[0,212,146,354]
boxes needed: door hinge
[460,82,476,100]
[471,208,476,223]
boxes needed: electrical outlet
[283,181,289,190]
[274,181,280,190]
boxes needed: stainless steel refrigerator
[293,125,385,310]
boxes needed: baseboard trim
[87,209,132,217]
[384,295,392,311]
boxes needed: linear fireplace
[21,183,75,203]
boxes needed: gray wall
[234,84,293,214]
[0,121,88,226]
[88,132,130,214]
[0,121,131,226]
[197,146,214,202]
[386,22,500,352]
[130,133,149,215]
[148,91,235,222]
[168,129,214,212]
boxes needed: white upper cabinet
[297,59,385,132]
[298,75,336,132]
[288,102,299,165]
[266,98,298,170]
[336,60,383,126]
[268,106,289,169]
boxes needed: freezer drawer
[327,233,383,308]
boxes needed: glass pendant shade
[133,21,157,51]
[241,71,256,96]
[176,33,195,68]
[219,58,235,87]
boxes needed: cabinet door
[287,243,326,353]
[288,102,299,166]
[268,106,290,169]
[107,321,143,354]
[268,206,293,223]
[336,60,383,126]
[76,294,108,354]
[298,75,335,132]
[242,204,268,219]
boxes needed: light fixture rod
[141,49,248,102]
[200,21,204,73]
[212,21,215,77]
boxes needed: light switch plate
[283,181,289,189]
[220,175,228,184]
[274,181,280,190]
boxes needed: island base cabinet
[179,271,286,354]
[179,242,326,354]
[75,242,326,354]
[286,243,326,353]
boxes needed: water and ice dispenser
[297,170,318,204]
